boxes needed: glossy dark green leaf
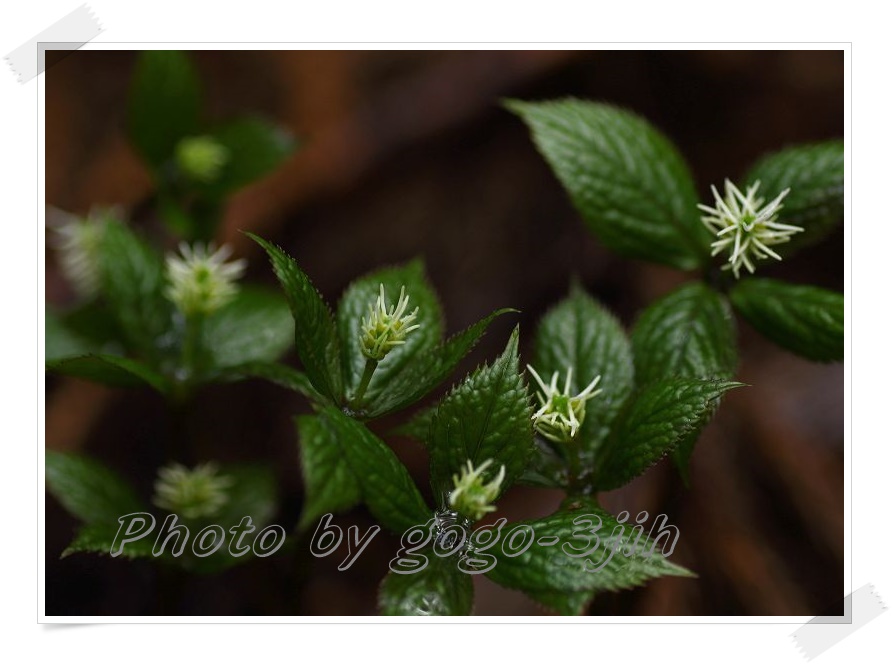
[202,286,293,370]
[222,361,325,403]
[128,50,201,168]
[730,278,843,362]
[97,221,173,363]
[61,522,159,560]
[428,328,533,505]
[595,378,743,490]
[249,234,343,401]
[379,552,474,616]
[295,415,362,532]
[632,283,737,385]
[508,98,709,270]
[45,354,169,393]
[630,283,737,480]
[307,407,430,534]
[205,117,296,196]
[46,451,144,524]
[745,141,843,252]
[487,501,692,600]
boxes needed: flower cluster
[164,242,246,317]
[359,284,421,361]
[175,135,230,183]
[527,365,602,444]
[51,210,108,299]
[699,179,803,278]
[152,462,234,519]
[448,459,505,522]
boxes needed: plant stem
[353,358,378,407]
[182,314,204,378]
[567,440,583,493]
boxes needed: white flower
[527,365,602,444]
[448,459,505,522]
[152,462,234,519]
[50,210,108,299]
[175,135,229,183]
[164,242,246,317]
[698,179,803,279]
[360,284,421,361]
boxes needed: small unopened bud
[175,135,229,183]
[359,284,421,361]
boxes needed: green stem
[567,439,583,493]
[353,358,378,407]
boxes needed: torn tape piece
[5,4,102,83]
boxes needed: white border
[5,0,885,659]
[34,41,850,626]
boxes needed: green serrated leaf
[428,327,533,505]
[128,50,201,168]
[631,283,737,385]
[336,261,443,405]
[390,404,437,442]
[364,308,514,419]
[222,361,326,403]
[295,415,362,532]
[630,283,737,480]
[307,407,430,534]
[203,117,296,196]
[595,378,743,490]
[379,552,474,616]
[508,98,709,270]
[730,278,843,362]
[487,501,692,600]
[45,353,170,393]
[97,221,173,364]
[532,284,634,468]
[249,234,343,401]
[61,522,159,560]
[745,141,843,253]
[202,286,293,370]
[46,451,145,524]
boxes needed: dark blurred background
[44,50,844,616]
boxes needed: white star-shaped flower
[527,365,602,444]
[699,179,803,278]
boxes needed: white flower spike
[527,365,602,444]
[152,462,234,519]
[360,284,421,361]
[164,242,246,317]
[698,179,803,279]
[449,459,506,522]
[50,209,108,299]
